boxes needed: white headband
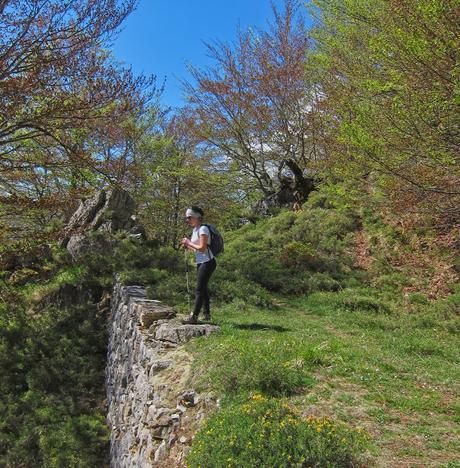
[185,208,201,218]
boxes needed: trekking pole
[184,248,191,311]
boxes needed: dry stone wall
[106,283,219,467]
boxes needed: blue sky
[112,0,309,109]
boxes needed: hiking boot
[182,314,198,325]
[203,314,211,322]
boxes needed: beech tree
[184,0,322,207]
[0,0,155,243]
[134,110,241,248]
[308,0,460,226]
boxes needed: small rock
[168,433,177,445]
[155,323,220,344]
[135,302,176,328]
[182,446,191,458]
[149,360,172,377]
[179,436,188,444]
[154,440,167,462]
[151,427,164,438]
[153,415,172,427]
[180,390,199,407]
[176,404,187,413]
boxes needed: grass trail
[187,291,460,467]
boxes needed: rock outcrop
[61,188,146,259]
[106,283,219,467]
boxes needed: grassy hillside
[179,197,460,467]
[1,193,458,466]
[185,290,460,466]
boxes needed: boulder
[61,187,145,260]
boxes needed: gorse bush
[0,300,110,467]
[187,395,368,468]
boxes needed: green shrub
[212,204,361,298]
[187,396,368,468]
[38,414,109,468]
[303,272,342,293]
[407,292,429,306]
[0,299,109,467]
[211,267,275,307]
[146,272,189,306]
[118,267,168,286]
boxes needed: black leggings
[193,258,217,317]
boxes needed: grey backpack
[202,223,224,256]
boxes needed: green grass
[186,288,460,466]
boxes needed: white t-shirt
[191,225,214,264]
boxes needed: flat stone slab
[130,299,176,328]
[154,323,220,344]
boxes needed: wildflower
[251,393,266,402]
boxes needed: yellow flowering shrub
[187,396,368,467]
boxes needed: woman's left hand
[181,237,190,247]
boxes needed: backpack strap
[202,223,213,259]
[201,223,212,260]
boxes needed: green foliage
[37,414,109,468]
[308,0,460,222]
[25,265,88,304]
[0,300,109,467]
[329,289,393,314]
[214,201,360,298]
[187,396,368,468]
[133,133,242,248]
[76,238,182,291]
[211,269,274,308]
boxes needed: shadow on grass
[231,323,291,333]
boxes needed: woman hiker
[181,206,217,324]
